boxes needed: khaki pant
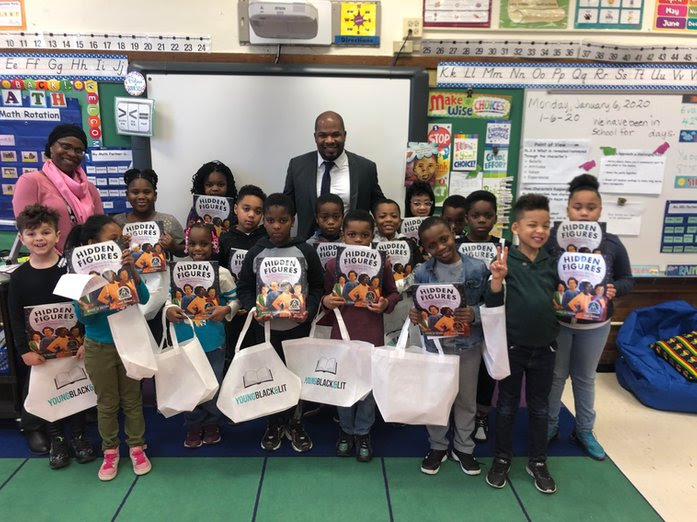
[84,338,146,450]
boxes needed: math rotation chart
[661,200,697,253]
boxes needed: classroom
[0,1,696,521]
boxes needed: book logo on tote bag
[235,368,288,405]
[303,357,347,390]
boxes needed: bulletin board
[520,90,696,269]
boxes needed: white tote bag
[217,308,301,423]
[372,318,460,426]
[480,304,511,380]
[108,304,159,380]
[24,357,97,422]
[154,313,220,418]
[282,308,373,407]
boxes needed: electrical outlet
[403,18,423,38]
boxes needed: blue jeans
[185,346,225,427]
[494,343,556,463]
[337,393,376,436]
[548,322,611,433]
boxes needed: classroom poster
[170,261,220,321]
[428,92,512,120]
[23,303,82,358]
[453,134,478,171]
[499,0,570,28]
[412,283,469,337]
[575,0,644,29]
[336,1,379,45]
[449,170,483,197]
[483,146,509,174]
[191,195,234,233]
[486,121,512,146]
[521,140,591,185]
[423,0,492,27]
[122,221,166,274]
[660,200,697,253]
[427,124,452,206]
[254,257,307,318]
[66,241,139,316]
[654,0,697,31]
[405,141,438,186]
[333,246,384,307]
[599,150,666,195]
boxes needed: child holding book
[165,222,240,448]
[408,217,497,477]
[307,193,344,246]
[547,174,633,460]
[8,204,96,469]
[485,194,559,495]
[322,210,399,461]
[64,215,151,481]
[237,193,324,452]
[186,160,238,227]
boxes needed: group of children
[10,161,631,496]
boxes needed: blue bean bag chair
[616,300,697,413]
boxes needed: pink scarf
[42,160,95,224]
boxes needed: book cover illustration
[375,240,414,282]
[555,220,605,253]
[458,241,499,266]
[401,217,426,242]
[413,284,470,337]
[170,261,221,322]
[24,303,83,359]
[228,248,247,283]
[315,242,344,270]
[66,241,140,316]
[404,141,438,186]
[254,256,308,319]
[555,250,608,322]
[427,123,452,205]
[191,195,234,235]
[333,246,385,307]
[122,221,166,274]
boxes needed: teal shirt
[75,280,150,343]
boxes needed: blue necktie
[320,161,334,196]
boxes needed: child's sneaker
[420,449,448,475]
[485,457,511,489]
[526,461,556,494]
[572,430,606,460]
[98,449,120,481]
[473,413,488,443]
[355,434,372,463]
[70,433,96,464]
[48,436,70,469]
[129,446,152,476]
[261,420,285,451]
[202,424,221,445]
[450,448,481,475]
[184,425,203,448]
[336,430,354,457]
[286,420,313,452]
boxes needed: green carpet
[0,456,659,521]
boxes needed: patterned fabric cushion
[650,331,697,382]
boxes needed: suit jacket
[284,150,384,240]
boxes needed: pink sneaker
[129,446,152,476]
[98,449,120,481]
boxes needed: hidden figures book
[254,256,308,319]
[24,303,83,358]
[122,221,166,274]
[66,241,140,316]
[332,246,385,308]
[191,195,234,234]
[412,284,469,337]
[375,240,415,282]
[227,248,247,283]
[170,261,221,320]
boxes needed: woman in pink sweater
[12,124,103,253]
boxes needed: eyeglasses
[55,141,86,156]
[412,199,433,208]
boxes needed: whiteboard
[520,90,694,269]
[131,64,428,230]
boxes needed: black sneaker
[285,420,313,453]
[473,414,488,443]
[336,430,354,457]
[420,449,448,475]
[49,437,70,469]
[485,457,511,489]
[450,448,481,476]
[526,461,557,494]
[355,434,372,463]
[260,421,285,451]
[70,433,96,464]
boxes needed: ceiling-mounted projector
[249,1,318,39]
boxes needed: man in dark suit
[284,111,384,240]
